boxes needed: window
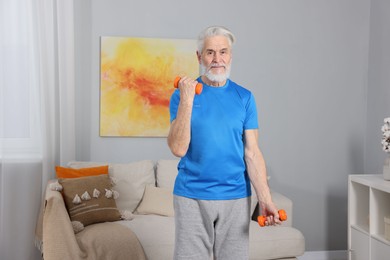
[0,0,41,158]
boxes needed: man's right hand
[177,76,198,103]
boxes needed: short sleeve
[243,93,259,130]
[169,90,180,123]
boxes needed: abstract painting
[100,36,198,137]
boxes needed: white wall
[74,0,371,251]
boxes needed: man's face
[198,35,232,83]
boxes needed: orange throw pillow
[56,165,109,179]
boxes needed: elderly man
[168,26,280,260]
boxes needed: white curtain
[0,0,75,259]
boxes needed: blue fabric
[169,78,258,200]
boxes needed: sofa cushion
[55,165,109,178]
[67,160,155,213]
[249,222,305,259]
[119,215,304,260]
[117,215,176,260]
[136,185,174,217]
[59,174,121,228]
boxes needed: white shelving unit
[348,174,390,260]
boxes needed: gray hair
[197,26,236,53]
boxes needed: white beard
[199,62,231,83]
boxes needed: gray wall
[365,0,390,174]
[74,0,375,251]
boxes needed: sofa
[36,159,305,260]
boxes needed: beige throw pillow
[155,159,179,190]
[136,186,174,217]
[59,174,121,227]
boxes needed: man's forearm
[167,101,193,157]
[245,149,272,204]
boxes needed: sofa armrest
[42,181,147,260]
[251,191,293,227]
[271,191,293,227]
[42,181,86,260]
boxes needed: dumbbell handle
[174,76,203,95]
[257,209,287,227]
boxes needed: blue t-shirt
[169,78,259,200]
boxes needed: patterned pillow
[59,174,121,229]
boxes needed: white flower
[382,117,390,153]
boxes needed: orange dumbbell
[257,209,287,227]
[174,76,203,95]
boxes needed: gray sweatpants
[173,195,251,260]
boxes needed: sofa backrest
[66,159,259,217]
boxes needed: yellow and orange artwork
[100,36,198,137]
